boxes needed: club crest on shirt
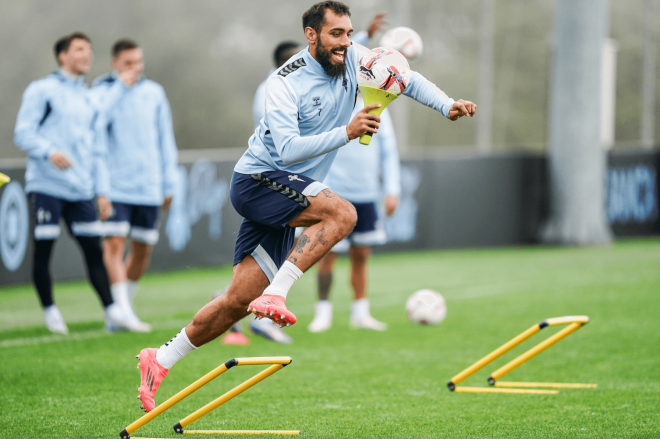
[312,96,321,106]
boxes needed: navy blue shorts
[104,202,160,245]
[29,192,102,241]
[332,201,386,252]
[230,171,327,281]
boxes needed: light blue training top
[323,97,400,203]
[235,42,455,183]
[92,73,179,206]
[13,70,126,201]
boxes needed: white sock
[351,298,370,320]
[262,261,303,299]
[156,328,197,369]
[111,282,130,311]
[126,280,139,304]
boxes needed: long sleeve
[92,112,110,197]
[13,83,56,159]
[266,75,349,165]
[157,90,179,197]
[378,109,401,197]
[88,76,127,116]
[402,71,455,118]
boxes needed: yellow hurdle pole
[454,386,559,395]
[121,359,236,439]
[234,357,292,366]
[494,381,597,389]
[488,322,583,384]
[447,324,541,390]
[183,431,301,435]
[174,364,286,434]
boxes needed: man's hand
[448,99,477,121]
[97,196,113,221]
[346,104,381,140]
[49,151,73,170]
[367,12,387,38]
[162,196,173,211]
[118,67,140,87]
[384,195,399,216]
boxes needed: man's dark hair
[54,32,91,64]
[112,39,140,58]
[302,1,351,35]
[273,42,300,67]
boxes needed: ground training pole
[447,316,596,394]
[120,357,297,439]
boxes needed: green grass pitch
[1,239,659,438]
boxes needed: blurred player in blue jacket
[310,24,421,332]
[93,39,179,331]
[13,32,145,334]
[309,95,399,332]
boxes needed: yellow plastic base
[494,381,597,389]
[358,86,399,145]
[183,431,301,435]
[454,386,559,395]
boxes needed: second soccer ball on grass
[406,289,447,325]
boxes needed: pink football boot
[136,348,169,412]
[247,294,297,327]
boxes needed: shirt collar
[55,68,86,85]
[111,70,146,86]
[303,47,329,78]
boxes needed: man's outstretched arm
[403,71,476,120]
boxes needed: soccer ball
[406,289,447,325]
[379,27,423,60]
[357,47,411,95]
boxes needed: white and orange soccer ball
[379,26,424,60]
[357,47,411,95]
[406,289,447,325]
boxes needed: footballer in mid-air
[134,0,476,413]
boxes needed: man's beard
[316,36,347,78]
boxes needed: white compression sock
[126,280,139,304]
[156,328,197,369]
[262,261,303,299]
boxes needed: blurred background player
[13,32,143,334]
[222,12,389,344]
[309,93,400,332]
[309,26,422,332]
[94,39,179,332]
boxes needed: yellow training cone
[358,86,399,145]
[0,173,10,187]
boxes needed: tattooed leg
[286,188,357,272]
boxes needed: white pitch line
[0,318,193,349]
[0,329,109,348]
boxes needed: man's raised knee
[337,201,358,235]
